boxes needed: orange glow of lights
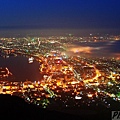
[68,46,93,54]
[87,94,93,98]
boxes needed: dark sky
[0,0,120,30]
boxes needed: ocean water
[0,56,42,82]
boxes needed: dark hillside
[0,94,111,120]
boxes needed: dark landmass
[0,94,111,120]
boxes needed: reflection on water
[0,56,42,82]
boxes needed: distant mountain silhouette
[0,94,111,120]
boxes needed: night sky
[0,0,120,35]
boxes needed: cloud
[68,46,93,54]
[66,40,120,58]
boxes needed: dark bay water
[0,56,42,82]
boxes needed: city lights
[0,35,120,114]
